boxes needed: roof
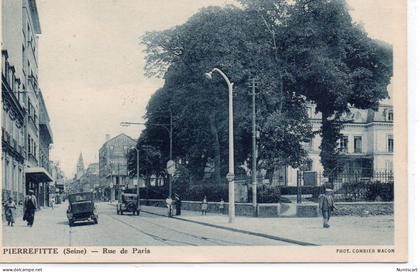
[100,133,137,150]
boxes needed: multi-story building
[2,0,53,206]
[1,51,26,202]
[98,134,136,201]
[282,99,394,186]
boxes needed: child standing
[4,197,16,227]
[201,196,208,215]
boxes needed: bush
[281,186,320,195]
[366,181,394,201]
[184,184,228,202]
[248,186,291,203]
[337,181,394,201]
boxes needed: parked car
[67,192,98,226]
[117,193,140,215]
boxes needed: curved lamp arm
[206,68,234,89]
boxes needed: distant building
[98,133,136,201]
[80,162,100,193]
[76,153,85,180]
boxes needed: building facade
[284,100,394,186]
[1,51,26,202]
[2,0,53,206]
[98,134,136,201]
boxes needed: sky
[36,0,398,178]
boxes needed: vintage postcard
[0,0,407,263]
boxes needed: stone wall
[334,202,393,216]
[140,199,393,217]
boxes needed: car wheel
[69,220,74,227]
[94,218,98,224]
[136,211,140,216]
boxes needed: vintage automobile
[67,192,98,226]
[117,193,140,215]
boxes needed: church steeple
[76,153,85,179]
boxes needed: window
[388,110,393,121]
[28,98,32,116]
[28,135,31,155]
[339,136,349,153]
[388,137,394,153]
[2,53,6,77]
[354,136,362,153]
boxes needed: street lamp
[205,68,235,223]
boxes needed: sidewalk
[140,205,394,246]
[2,203,70,246]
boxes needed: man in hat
[23,190,37,227]
[318,185,336,228]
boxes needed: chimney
[105,134,111,142]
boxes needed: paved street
[3,201,393,246]
[2,202,294,246]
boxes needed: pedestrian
[318,186,336,228]
[175,194,181,216]
[201,196,208,216]
[23,190,37,227]
[165,196,173,217]
[4,197,16,227]
[218,198,225,214]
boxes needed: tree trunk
[319,113,342,183]
[209,111,221,183]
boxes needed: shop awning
[25,167,54,183]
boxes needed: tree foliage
[134,0,393,185]
[139,5,312,184]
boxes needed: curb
[140,208,319,246]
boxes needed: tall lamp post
[205,68,235,223]
[121,116,173,197]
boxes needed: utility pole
[136,147,140,206]
[168,110,173,198]
[249,77,258,216]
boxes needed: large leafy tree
[141,5,312,183]
[239,0,393,178]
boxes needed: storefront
[25,167,53,208]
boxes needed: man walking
[318,186,336,228]
[23,190,37,227]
